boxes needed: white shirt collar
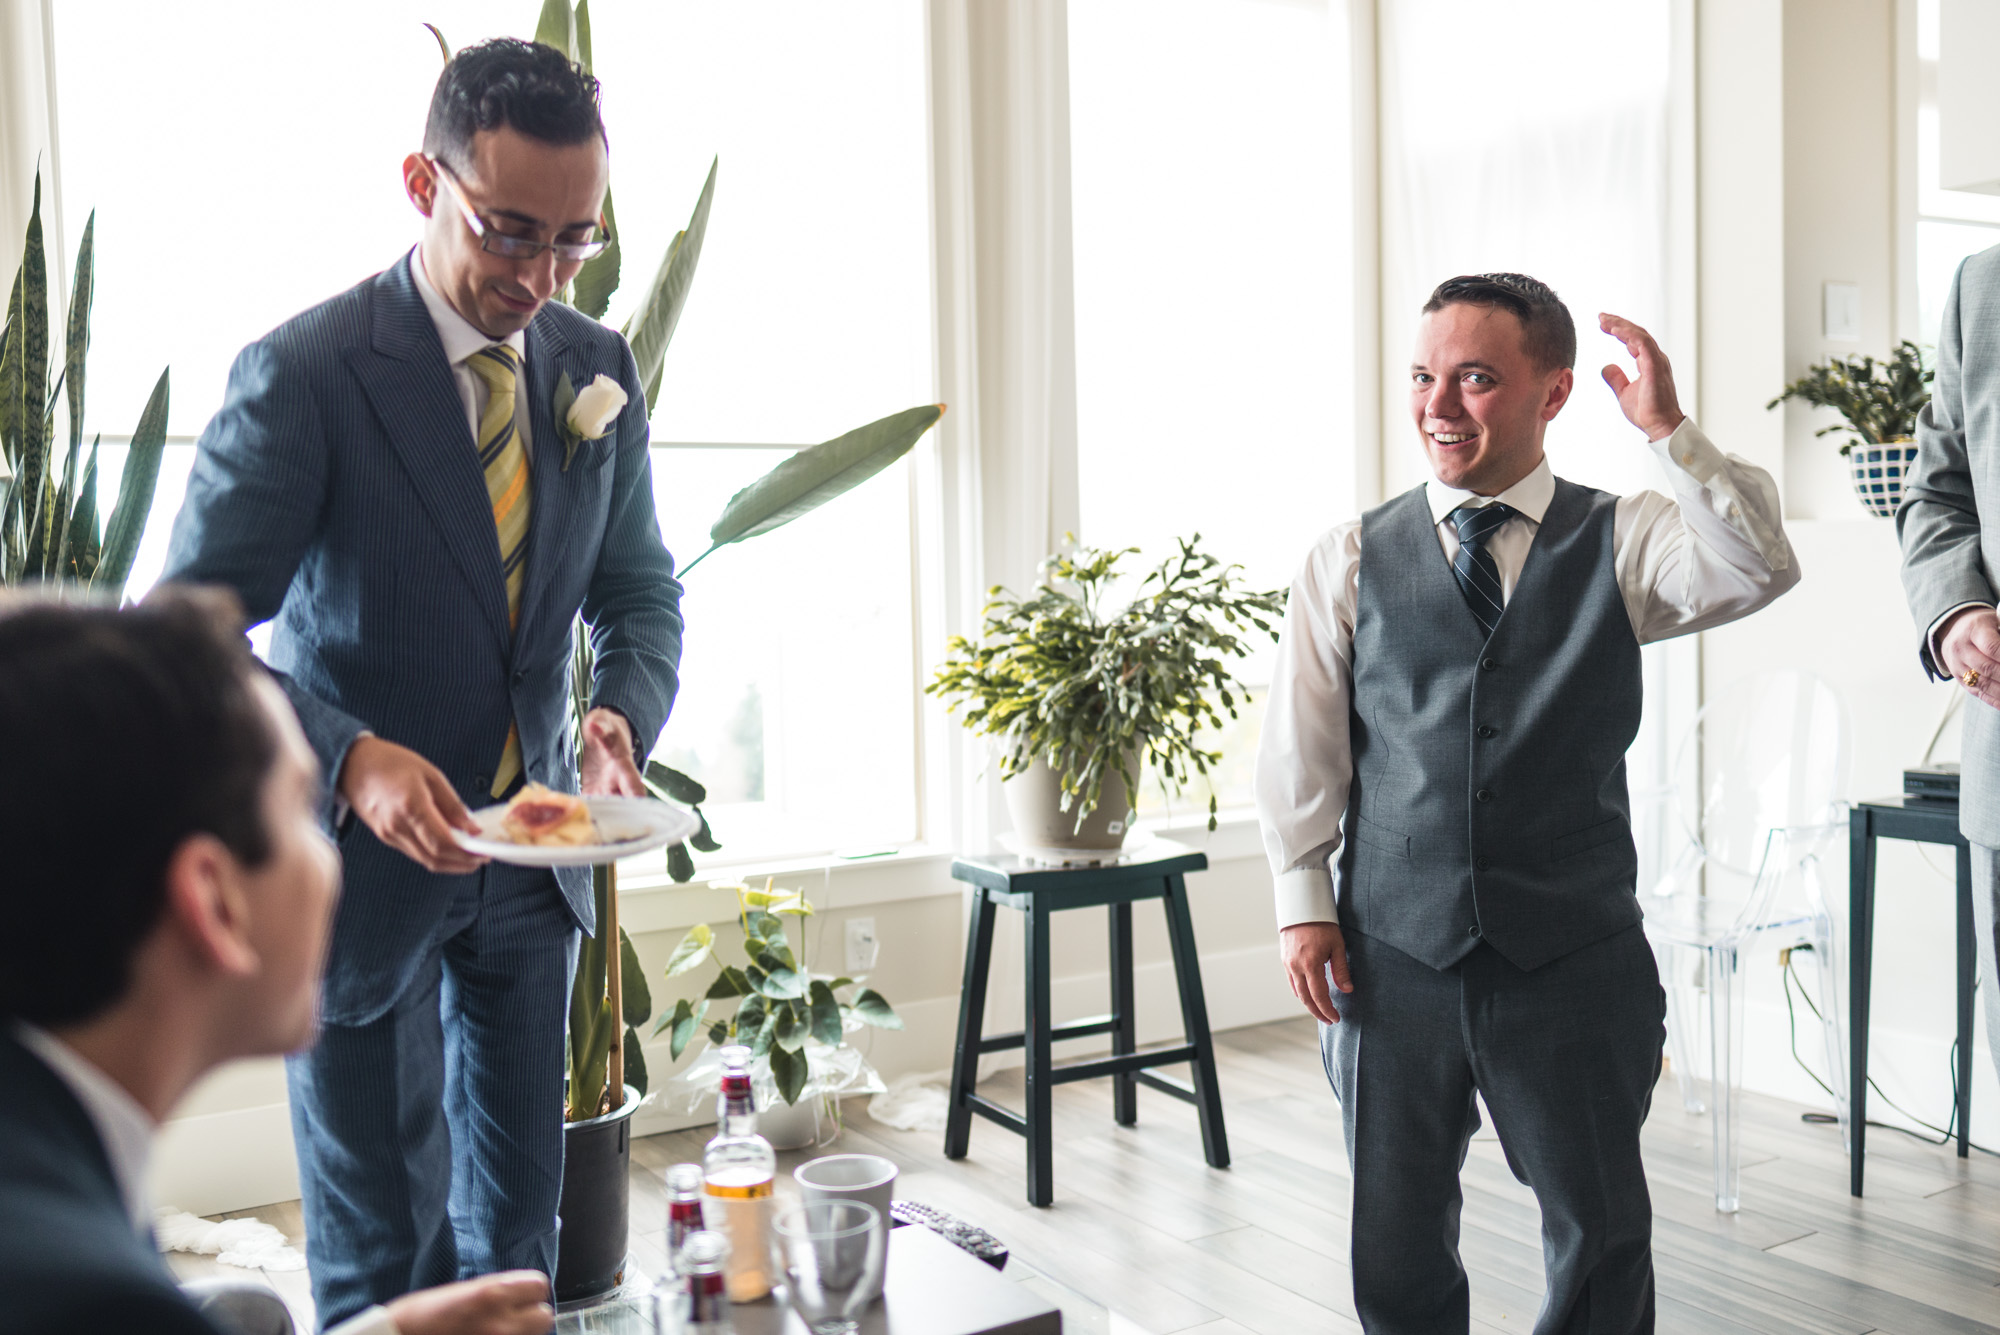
[12,1021,156,1234]
[411,246,528,366]
[1425,454,1556,528]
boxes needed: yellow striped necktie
[467,343,531,798]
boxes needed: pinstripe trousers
[286,861,579,1329]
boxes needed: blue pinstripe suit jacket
[163,254,683,1024]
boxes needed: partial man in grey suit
[1257,274,1799,1334]
[161,40,682,1327]
[1897,243,2000,1097]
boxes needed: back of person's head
[1422,272,1577,372]
[0,588,280,1027]
[422,38,605,173]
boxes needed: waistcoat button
[1476,724,1497,738]
[1480,656,1497,671]
[1476,856,1491,870]
[1476,788,1492,802]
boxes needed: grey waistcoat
[1337,477,1643,972]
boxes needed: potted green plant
[1767,340,1933,517]
[928,536,1284,852]
[653,880,902,1150]
[2,172,170,594]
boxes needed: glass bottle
[677,1229,732,1335]
[664,1162,707,1278]
[702,1044,776,1302]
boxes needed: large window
[1067,0,1356,820]
[1915,0,2000,342]
[53,1,933,863]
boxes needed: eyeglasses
[426,156,611,262]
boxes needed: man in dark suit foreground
[0,591,552,1335]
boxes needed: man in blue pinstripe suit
[162,41,682,1327]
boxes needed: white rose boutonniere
[551,371,630,471]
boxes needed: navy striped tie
[1449,502,1515,637]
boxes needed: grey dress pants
[1321,924,1667,1335]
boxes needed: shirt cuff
[1926,602,1991,680]
[1648,418,1791,572]
[326,1304,400,1335]
[1275,866,1338,930]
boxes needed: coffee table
[557,1224,1060,1335]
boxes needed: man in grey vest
[1897,246,2000,1102]
[1255,273,1799,1335]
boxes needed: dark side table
[1848,797,1976,1196]
[944,840,1230,1206]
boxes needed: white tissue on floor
[155,1207,306,1272]
[868,1071,951,1132]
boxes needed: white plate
[452,796,702,867]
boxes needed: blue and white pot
[1849,439,1918,518]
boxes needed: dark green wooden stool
[943,840,1229,1206]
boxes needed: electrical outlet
[844,917,879,973]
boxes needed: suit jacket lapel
[347,256,511,653]
[519,313,585,642]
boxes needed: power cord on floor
[1779,945,1998,1159]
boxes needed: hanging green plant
[1767,341,1932,456]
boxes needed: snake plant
[2,171,170,594]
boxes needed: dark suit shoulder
[248,268,383,361]
[537,298,635,362]
[0,1037,215,1335]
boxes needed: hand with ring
[1940,605,2000,710]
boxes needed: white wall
[1690,0,1998,1147]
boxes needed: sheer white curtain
[1379,0,1688,888]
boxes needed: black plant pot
[554,1084,642,1303]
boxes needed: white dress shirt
[12,1022,400,1335]
[1255,419,1799,929]
[411,247,532,454]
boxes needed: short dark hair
[0,587,282,1027]
[1422,272,1577,372]
[423,38,606,173]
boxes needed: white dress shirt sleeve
[1613,419,1801,643]
[328,1306,402,1335]
[1254,522,1362,929]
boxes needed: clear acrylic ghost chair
[1639,669,1850,1213]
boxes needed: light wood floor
[172,1017,2000,1334]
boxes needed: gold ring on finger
[1966,668,1982,689]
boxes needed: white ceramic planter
[1001,753,1138,851]
[1849,439,1918,517]
[757,1092,824,1150]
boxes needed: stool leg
[1024,898,1054,1206]
[1110,900,1137,1127]
[945,886,996,1160]
[1163,873,1230,1169]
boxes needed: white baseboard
[150,1102,300,1219]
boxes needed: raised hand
[1599,312,1687,442]
[337,735,487,875]
[1939,605,2000,711]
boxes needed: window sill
[612,813,1269,935]
[614,843,962,934]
